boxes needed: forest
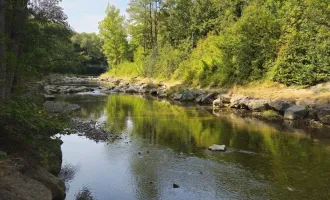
[0,0,329,101]
[100,0,330,87]
[0,1,330,199]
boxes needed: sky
[60,0,129,33]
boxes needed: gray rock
[213,94,231,108]
[44,85,92,94]
[247,99,270,111]
[173,93,183,101]
[208,144,226,151]
[195,96,203,103]
[230,95,250,109]
[44,85,59,94]
[111,87,120,93]
[125,86,139,93]
[158,91,168,98]
[199,93,218,104]
[284,106,308,120]
[181,91,195,101]
[43,101,81,113]
[317,108,330,125]
[44,95,55,101]
[269,101,293,114]
[310,104,330,124]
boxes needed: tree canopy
[99,0,330,86]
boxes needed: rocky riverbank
[42,75,330,127]
[0,137,65,200]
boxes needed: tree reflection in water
[75,186,95,200]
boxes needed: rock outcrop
[0,157,65,200]
[284,106,308,120]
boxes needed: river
[58,93,330,200]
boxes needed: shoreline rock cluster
[212,94,330,125]
[42,76,330,126]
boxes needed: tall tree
[0,0,68,100]
[99,4,129,67]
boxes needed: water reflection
[61,94,330,200]
[75,187,95,200]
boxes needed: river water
[59,93,330,200]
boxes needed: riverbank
[0,133,66,200]
[0,81,67,200]
[44,74,330,128]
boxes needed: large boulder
[0,157,65,200]
[247,99,270,111]
[317,108,330,125]
[198,93,218,104]
[230,95,250,109]
[181,90,195,101]
[173,93,183,101]
[213,94,231,108]
[284,106,308,120]
[269,100,293,115]
[309,104,330,124]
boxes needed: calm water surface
[59,94,330,200]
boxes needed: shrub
[0,97,66,140]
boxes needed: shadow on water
[60,94,330,200]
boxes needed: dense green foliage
[71,32,107,74]
[99,5,131,67]
[0,1,76,154]
[0,97,65,139]
[101,0,330,86]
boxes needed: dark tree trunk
[0,0,6,100]
[5,0,27,96]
